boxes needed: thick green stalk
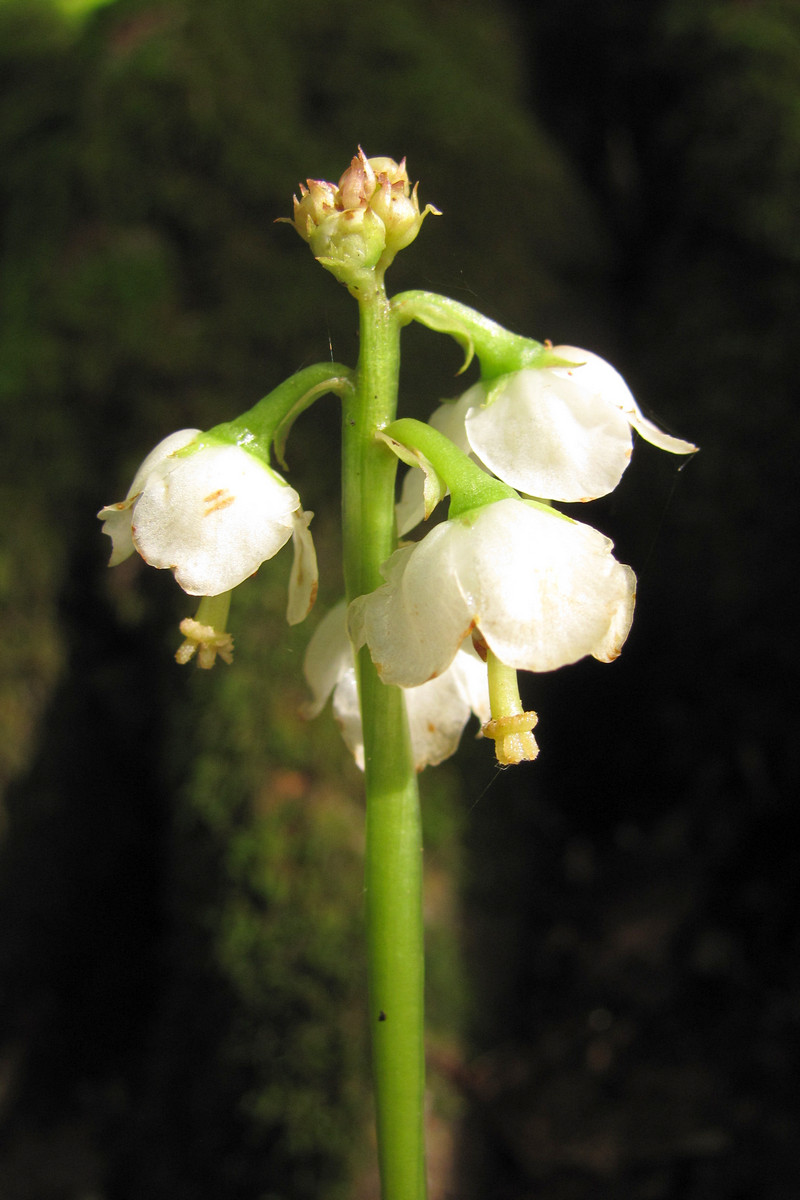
[342,276,427,1200]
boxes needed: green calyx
[382,417,517,519]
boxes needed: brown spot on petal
[470,626,488,662]
[596,641,624,663]
[304,579,318,615]
[203,489,236,515]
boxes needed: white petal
[447,642,493,725]
[591,564,637,662]
[97,500,137,566]
[286,510,318,625]
[126,428,202,499]
[348,534,474,687]
[403,646,490,768]
[303,603,365,766]
[302,601,353,718]
[132,443,300,595]
[429,393,474,452]
[330,663,366,770]
[305,602,489,771]
[464,373,634,502]
[98,429,201,565]
[302,602,366,768]
[626,413,697,455]
[453,499,636,672]
[395,466,428,537]
[553,347,698,456]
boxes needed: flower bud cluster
[288,149,438,287]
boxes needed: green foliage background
[1,1,797,1197]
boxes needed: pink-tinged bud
[291,179,338,239]
[282,149,438,289]
[371,177,437,260]
[368,155,410,188]
[337,148,376,211]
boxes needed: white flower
[427,347,697,504]
[348,497,636,687]
[98,430,317,622]
[303,601,491,771]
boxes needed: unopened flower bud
[337,150,376,210]
[283,148,438,289]
[292,179,338,239]
[370,176,431,259]
[311,205,387,283]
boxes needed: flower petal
[303,602,353,718]
[98,428,200,565]
[404,646,491,768]
[126,428,203,498]
[305,602,490,770]
[97,499,138,566]
[395,466,428,537]
[552,347,698,456]
[453,499,636,672]
[464,372,634,502]
[330,662,366,770]
[132,443,300,595]
[348,532,475,687]
[286,509,318,625]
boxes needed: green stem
[342,276,427,1200]
[391,289,550,379]
[208,361,354,462]
[193,591,231,632]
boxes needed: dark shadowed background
[1,1,797,1197]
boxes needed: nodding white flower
[348,497,636,688]
[98,430,317,623]
[429,347,697,504]
[303,601,490,771]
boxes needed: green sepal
[376,430,447,522]
[383,417,517,518]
